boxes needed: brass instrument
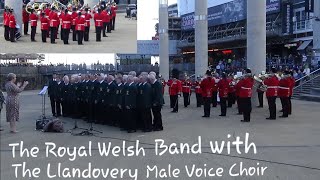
[51,0,67,11]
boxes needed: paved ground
[1,90,320,179]
[0,13,137,53]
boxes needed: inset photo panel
[0,0,137,53]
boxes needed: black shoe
[266,117,276,120]
[241,120,250,122]
[279,115,288,118]
[143,129,152,132]
[153,127,163,131]
[257,106,263,108]
[202,115,209,118]
[51,42,57,44]
[31,40,36,42]
[127,130,136,133]
[219,115,226,117]
[171,111,178,113]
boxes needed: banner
[282,2,293,35]
[181,0,281,31]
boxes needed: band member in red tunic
[61,9,72,44]
[22,6,29,35]
[75,12,85,45]
[167,70,182,113]
[3,8,10,41]
[94,8,103,42]
[236,69,254,122]
[29,9,38,42]
[71,7,78,41]
[193,77,203,107]
[49,7,59,44]
[40,12,49,42]
[278,71,292,118]
[101,9,110,37]
[111,3,117,30]
[200,70,215,117]
[181,76,192,107]
[83,8,92,41]
[264,68,279,120]
[217,73,229,116]
[8,9,16,42]
[211,74,219,107]
[227,74,236,108]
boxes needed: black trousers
[72,100,80,118]
[125,109,136,131]
[171,95,178,112]
[63,28,70,44]
[152,106,163,130]
[31,26,36,41]
[107,22,111,33]
[203,97,211,117]
[77,30,84,45]
[280,97,289,117]
[41,30,47,42]
[4,25,10,41]
[239,97,252,121]
[258,91,264,107]
[141,108,152,131]
[170,95,174,108]
[50,27,57,43]
[61,100,70,117]
[84,26,89,41]
[71,25,77,41]
[196,93,203,107]
[227,92,236,107]
[288,96,292,115]
[267,96,277,119]
[88,101,95,122]
[183,92,190,107]
[96,26,102,41]
[220,97,227,116]
[50,96,57,116]
[24,22,29,35]
[112,17,115,30]
[103,22,107,36]
[55,99,62,116]
[211,91,218,107]
[236,96,242,114]
[10,28,15,42]
[118,108,126,129]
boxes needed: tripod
[73,119,103,136]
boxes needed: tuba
[51,0,67,12]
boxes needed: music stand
[36,86,52,130]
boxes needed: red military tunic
[9,14,16,28]
[4,12,9,26]
[94,13,104,27]
[194,81,202,94]
[102,10,110,23]
[84,13,92,27]
[22,9,29,24]
[182,80,192,94]
[212,77,219,92]
[278,77,291,98]
[59,12,64,26]
[29,13,38,27]
[289,76,295,97]
[167,79,182,96]
[218,79,229,98]
[75,16,85,31]
[71,12,78,26]
[236,77,254,98]
[49,11,59,27]
[111,5,117,17]
[227,78,236,93]
[61,13,72,29]
[40,16,49,30]
[264,75,280,97]
[200,77,215,98]
[44,8,51,17]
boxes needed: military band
[3,1,119,44]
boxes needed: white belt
[10,21,13,22]
[195,86,200,88]
[42,23,48,24]
[77,24,85,26]
[279,87,290,90]
[86,20,90,21]
[63,21,71,23]
[267,86,278,89]
[96,20,102,21]
[31,20,37,21]
[51,20,57,21]
[241,87,251,90]
[183,86,190,88]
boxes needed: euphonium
[33,3,40,11]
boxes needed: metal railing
[293,68,320,95]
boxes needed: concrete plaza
[0,13,137,53]
[0,90,320,179]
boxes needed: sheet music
[38,86,48,95]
